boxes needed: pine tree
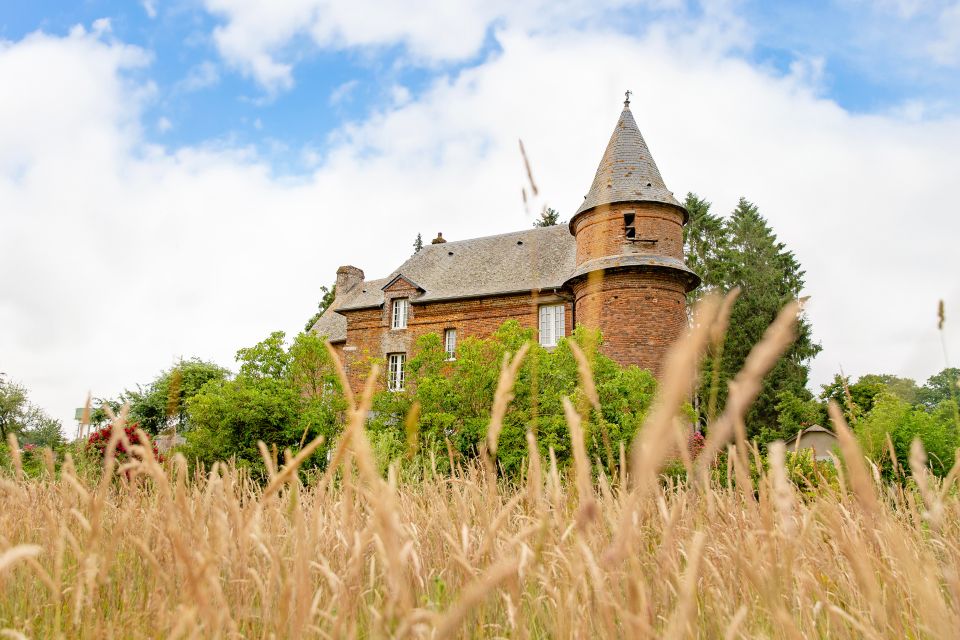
[687,195,821,442]
[533,207,562,227]
[413,233,423,253]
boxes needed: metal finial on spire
[624,89,632,107]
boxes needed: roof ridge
[417,224,568,250]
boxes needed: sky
[1,0,959,429]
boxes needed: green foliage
[123,359,229,435]
[304,283,337,331]
[19,415,65,449]
[917,368,960,410]
[0,374,63,446]
[781,448,839,496]
[856,391,959,478]
[533,207,563,227]
[0,375,30,440]
[184,331,346,472]
[770,390,827,445]
[684,194,821,441]
[368,321,658,477]
[820,373,918,421]
[413,233,424,253]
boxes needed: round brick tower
[565,96,700,373]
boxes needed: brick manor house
[312,96,700,391]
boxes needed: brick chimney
[431,232,447,244]
[336,265,364,294]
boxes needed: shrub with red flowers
[86,422,162,463]
[687,431,705,460]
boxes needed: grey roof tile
[574,106,684,218]
[336,225,575,311]
[567,254,700,291]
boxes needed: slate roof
[571,255,700,290]
[337,225,575,313]
[784,425,835,445]
[573,105,684,220]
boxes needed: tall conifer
[684,194,821,441]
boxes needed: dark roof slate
[574,106,683,218]
[336,225,575,312]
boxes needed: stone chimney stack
[431,232,447,244]
[336,265,364,294]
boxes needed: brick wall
[571,201,685,265]
[572,269,687,373]
[339,291,573,391]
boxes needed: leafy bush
[856,391,959,478]
[367,321,658,477]
[183,331,346,473]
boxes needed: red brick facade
[568,200,689,373]
[340,291,573,390]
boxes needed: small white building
[784,425,838,461]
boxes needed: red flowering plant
[86,422,163,465]
[687,431,705,460]
[661,430,708,482]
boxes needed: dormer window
[392,298,409,329]
[623,212,636,240]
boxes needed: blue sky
[1,0,958,425]
[3,1,958,170]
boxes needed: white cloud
[142,0,158,19]
[929,2,960,64]
[157,116,172,132]
[1,20,959,431]
[328,79,358,105]
[201,0,695,92]
[178,60,220,92]
[92,18,113,36]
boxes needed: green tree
[185,331,346,471]
[688,196,821,442]
[413,233,424,253]
[820,373,919,422]
[856,391,958,478]
[917,368,960,410]
[20,413,65,449]
[0,374,62,445]
[0,375,29,440]
[304,284,337,331]
[771,389,827,443]
[682,194,728,304]
[533,207,562,227]
[124,359,229,435]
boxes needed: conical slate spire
[574,104,683,217]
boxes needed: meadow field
[2,296,958,639]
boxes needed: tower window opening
[623,212,636,240]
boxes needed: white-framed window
[388,353,405,391]
[539,304,565,347]
[444,328,457,360]
[391,298,409,329]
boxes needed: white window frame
[538,304,565,347]
[387,353,405,392]
[391,298,409,329]
[444,328,457,360]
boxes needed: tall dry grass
[2,297,959,639]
